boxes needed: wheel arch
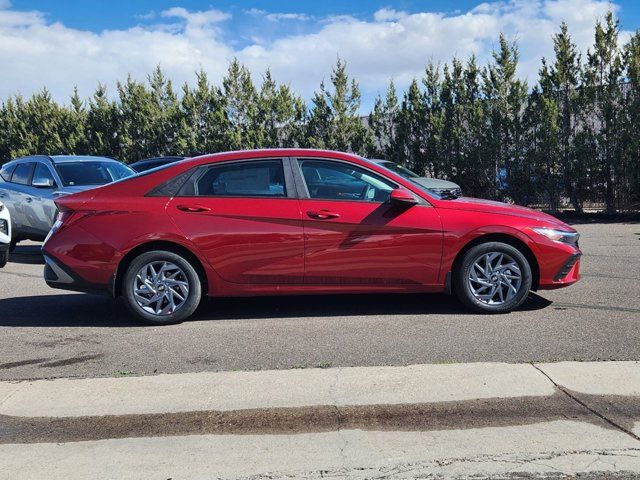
[112,240,209,297]
[449,233,540,292]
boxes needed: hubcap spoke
[133,260,190,316]
[468,252,523,306]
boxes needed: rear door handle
[25,197,33,203]
[307,209,340,220]
[176,204,211,213]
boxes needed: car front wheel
[123,250,202,325]
[454,242,532,313]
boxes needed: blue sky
[2,0,638,110]
[11,1,640,32]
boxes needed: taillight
[44,210,91,244]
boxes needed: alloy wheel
[467,252,523,305]
[133,261,190,316]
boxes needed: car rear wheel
[123,250,201,325]
[454,242,532,313]
[0,249,7,268]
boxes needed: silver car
[0,155,135,246]
[370,159,462,198]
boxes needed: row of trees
[1,12,639,212]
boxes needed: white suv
[0,200,10,267]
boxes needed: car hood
[436,196,575,230]
[412,177,460,189]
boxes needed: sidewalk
[1,361,640,479]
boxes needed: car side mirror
[389,188,418,206]
[32,177,55,188]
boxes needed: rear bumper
[43,254,108,295]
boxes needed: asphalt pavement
[0,221,638,381]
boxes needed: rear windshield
[55,162,134,187]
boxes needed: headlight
[533,227,580,245]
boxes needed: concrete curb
[1,361,638,418]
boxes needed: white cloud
[0,0,628,110]
[265,12,311,22]
[161,7,230,26]
[244,8,311,22]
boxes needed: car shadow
[0,292,552,327]
[8,245,44,265]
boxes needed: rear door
[294,158,443,286]
[167,158,305,284]
[5,162,35,237]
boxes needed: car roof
[49,155,120,164]
[4,155,121,165]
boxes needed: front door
[295,158,443,286]
[167,158,304,284]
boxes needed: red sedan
[42,149,581,325]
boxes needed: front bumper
[538,251,582,289]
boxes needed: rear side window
[0,164,16,181]
[181,160,287,197]
[11,162,34,185]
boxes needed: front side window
[299,160,395,202]
[11,162,34,185]
[181,160,287,197]
[55,161,134,187]
[32,163,56,188]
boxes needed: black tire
[454,242,532,314]
[0,249,7,268]
[122,250,202,325]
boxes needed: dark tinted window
[185,160,286,197]
[55,161,134,186]
[11,162,34,185]
[299,160,394,202]
[32,163,56,187]
[0,164,16,181]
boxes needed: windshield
[377,161,420,179]
[55,162,135,187]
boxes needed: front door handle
[176,204,211,213]
[25,197,33,203]
[307,209,340,220]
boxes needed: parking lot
[0,221,638,381]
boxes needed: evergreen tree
[24,89,65,155]
[458,55,490,196]
[258,70,306,148]
[61,87,88,154]
[483,34,528,201]
[223,59,262,149]
[178,70,229,155]
[368,80,399,159]
[395,78,427,174]
[306,59,370,154]
[547,22,583,212]
[623,30,640,206]
[581,12,625,213]
[86,84,119,158]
